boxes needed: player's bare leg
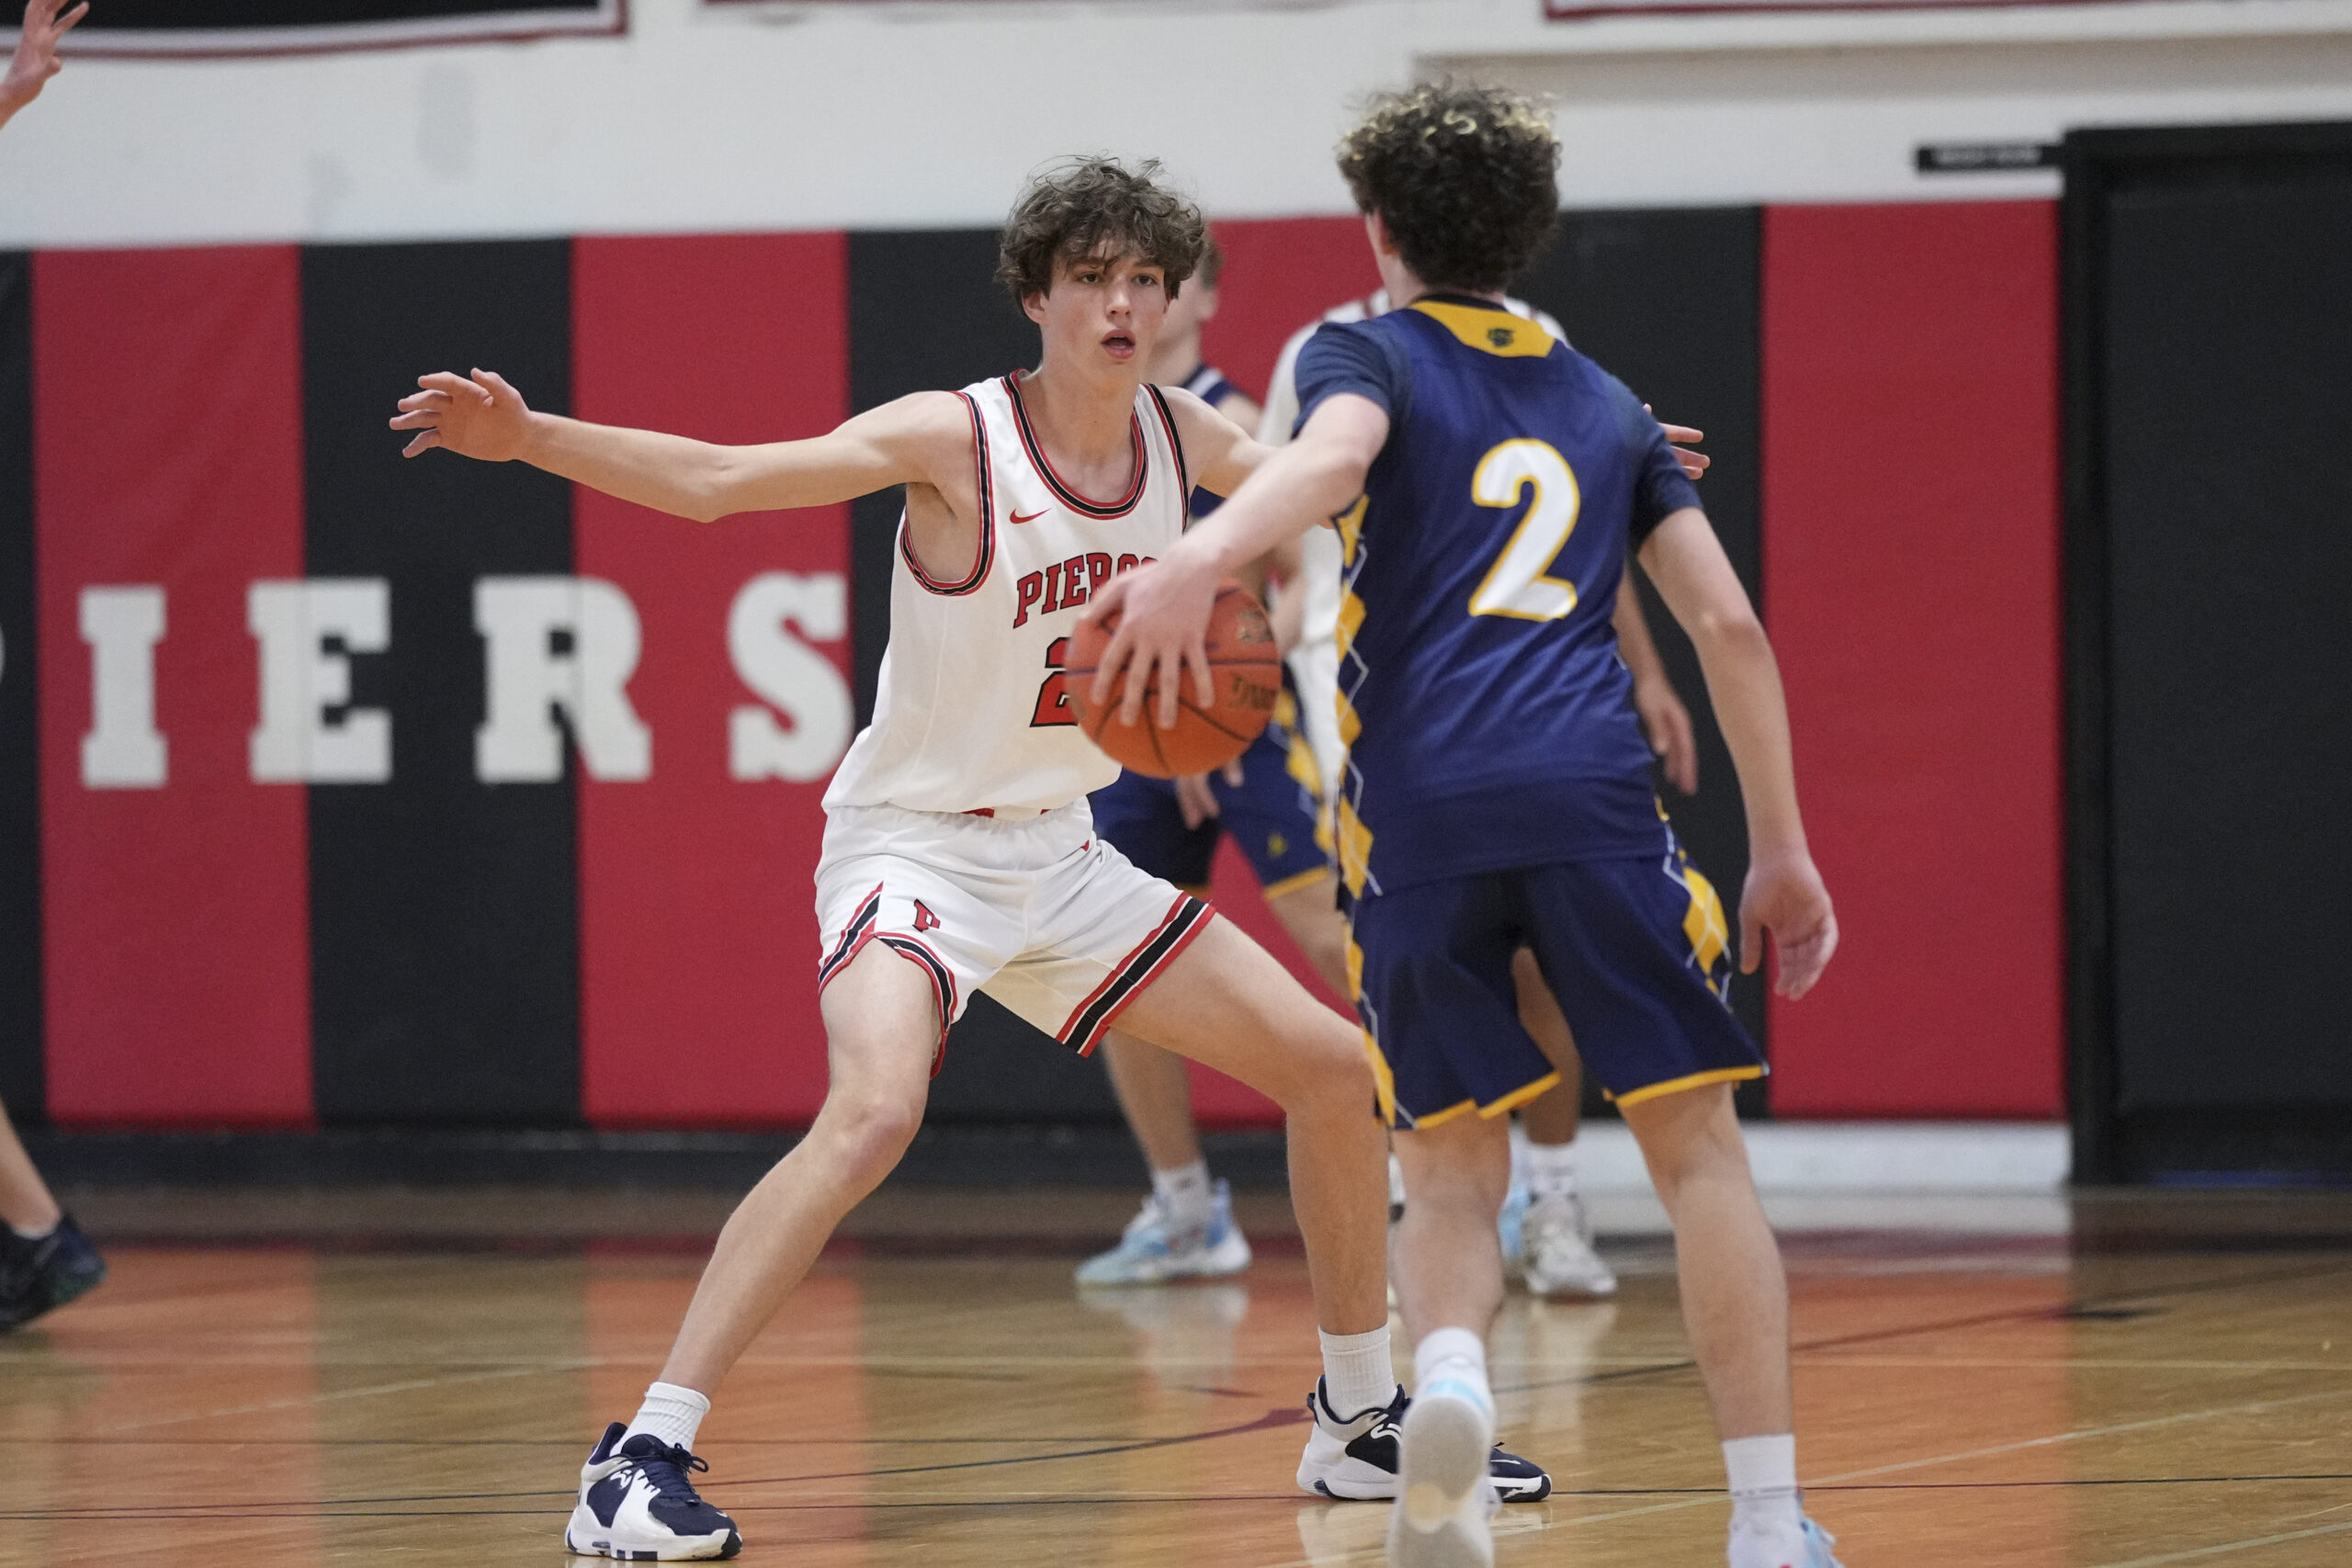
[565,944,941,1560]
[1112,915,1386,1337]
[1386,1111,1513,1567]
[1509,955,1615,1298]
[1265,871,1351,996]
[0,1103,62,1236]
[1099,1031,1204,1173]
[1620,1082,1826,1567]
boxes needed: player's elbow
[1690,604,1770,664]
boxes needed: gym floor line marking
[2087,1519,2352,1566]
[96,1359,598,1433]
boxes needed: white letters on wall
[728,571,853,784]
[79,586,168,788]
[248,579,392,784]
[474,576,652,784]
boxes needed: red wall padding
[1199,217,1384,408]
[572,233,852,1127]
[1760,202,2064,1117]
[36,247,313,1126]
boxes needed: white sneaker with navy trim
[563,1423,741,1561]
[1385,1372,1498,1568]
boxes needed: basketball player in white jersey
[390,158,1546,1561]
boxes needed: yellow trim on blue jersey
[1679,861,1730,989]
[1409,299,1558,358]
[1610,1065,1763,1108]
[1333,494,1367,563]
[1260,866,1330,903]
[1361,1028,1397,1126]
[1410,1096,1483,1129]
[1344,932,1366,1002]
[1337,798,1374,898]
[1478,1069,1563,1120]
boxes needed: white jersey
[1259,290,1567,802]
[824,372,1193,818]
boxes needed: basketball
[1064,582,1283,777]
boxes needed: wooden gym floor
[2,1187,2347,1565]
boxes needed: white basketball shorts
[812,801,1215,1062]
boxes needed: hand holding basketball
[1067,582,1281,778]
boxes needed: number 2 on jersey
[1467,439,1581,622]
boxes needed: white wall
[5,0,2351,247]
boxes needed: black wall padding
[844,228,1121,1124]
[300,241,582,1125]
[1517,208,1770,1105]
[2098,154,2352,1116]
[0,256,39,1122]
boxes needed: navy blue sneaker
[1295,1379,1551,1503]
[564,1423,741,1561]
[0,1214,106,1331]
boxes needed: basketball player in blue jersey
[1090,87,1845,1568]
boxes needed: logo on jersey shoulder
[1010,508,1047,525]
[1012,552,1153,627]
[1488,325,1516,349]
[912,901,942,933]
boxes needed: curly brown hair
[1336,83,1561,295]
[997,157,1209,305]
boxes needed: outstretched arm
[0,0,86,133]
[1638,509,1836,997]
[390,369,964,523]
[1084,392,1387,728]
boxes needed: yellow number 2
[1467,439,1580,621]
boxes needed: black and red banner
[0,209,2069,1134]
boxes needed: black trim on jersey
[817,886,884,988]
[1060,894,1211,1055]
[1144,383,1190,504]
[1002,372,1148,519]
[877,933,957,1045]
[900,390,995,596]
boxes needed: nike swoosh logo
[1010,508,1046,524]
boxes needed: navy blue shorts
[1088,688,1329,899]
[1348,843,1760,1128]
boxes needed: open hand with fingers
[390,369,536,461]
[1079,555,1222,732]
[2,0,88,125]
[1738,851,1838,999]
[1648,408,1710,483]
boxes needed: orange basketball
[1065,582,1282,778]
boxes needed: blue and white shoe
[564,1423,741,1561]
[1730,1516,1844,1568]
[1295,1380,1550,1504]
[1076,1179,1251,1286]
[1386,1371,1498,1568]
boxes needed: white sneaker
[1520,1192,1617,1299]
[1730,1516,1845,1568]
[1385,1376,1498,1568]
[563,1423,741,1560]
[1075,1179,1251,1285]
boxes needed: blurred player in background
[1078,235,1352,1287]
[1091,85,1843,1568]
[0,0,108,1335]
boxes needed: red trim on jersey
[1059,894,1215,1056]
[816,885,887,992]
[1002,372,1148,519]
[900,390,995,596]
[1145,383,1190,502]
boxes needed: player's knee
[817,1084,926,1178]
[1259,1014,1373,1111]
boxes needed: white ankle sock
[1151,1160,1214,1235]
[1723,1433,1801,1533]
[1524,1139,1579,1201]
[1412,1326,1491,1411]
[1318,1325,1396,1419]
[626,1382,711,1453]
[8,1220,58,1242]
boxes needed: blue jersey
[1293,296,1703,897]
